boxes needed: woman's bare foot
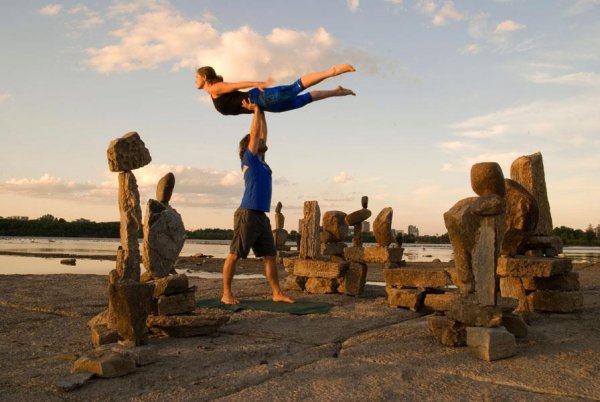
[221,294,240,305]
[336,86,356,96]
[332,64,356,76]
[272,293,295,303]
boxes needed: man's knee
[226,253,240,264]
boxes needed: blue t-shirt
[240,149,272,212]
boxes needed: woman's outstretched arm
[209,78,273,96]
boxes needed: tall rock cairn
[345,196,372,247]
[106,132,153,345]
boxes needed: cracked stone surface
[0,261,599,401]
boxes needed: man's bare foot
[336,85,356,96]
[221,294,240,305]
[272,293,295,303]
[332,64,356,76]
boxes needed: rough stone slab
[527,290,583,313]
[466,326,517,361]
[373,207,394,247]
[107,131,151,172]
[321,242,347,256]
[339,262,367,296]
[386,287,425,311]
[282,275,306,291]
[91,323,122,348]
[471,215,499,306]
[423,292,460,312]
[272,228,288,250]
[525,235,563,254]
[502,178,539,257]
[344,246,364,262]
[292,259,348,279]
[510,152,553,235]
[428,315,466,347]
[499,277,529,312]
[54,372,94,392]
[142,201,186,279]
[363,246,404,263]
[156,172,175,204]
[501,315,528,338]
[321,210,348,242]
[118,172,142,281]
[304,277,337,294]
[152,274,189,298]
[497,255,572,278]
[384,267,450,288]
[447,299,503,328]
[147,310,229,337]
[521,272,580,291]
[108,278,153,345]
[157,289,196,316]
[72,351,136,378]
[106,344,158,366]
[299,201,320,259]
[282,257,296,273]
[345,208,371,226]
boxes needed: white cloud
[347,0,360,13]
[0,165,248,209]
[68,5,104,29]
[495,20,526,33]
[384,0,404,4]
[566,0,600,16]
[449,95,600,147]
[333,171,353,184]
[526,71,600,86]
[416,0,464,26]
[83,2,372,79]
[460,43,481,55]
[439,140,476,151]
[39,4,62,16]
[0,93,11,104]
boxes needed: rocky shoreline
[0,260,598,400]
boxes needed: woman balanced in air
[195,64,356,115]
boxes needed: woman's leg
[310,86,355,101]
[299,64,355,89]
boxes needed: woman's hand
[257,78,273,91]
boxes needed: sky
[1,0,599,235]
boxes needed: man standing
[221,100,294,305]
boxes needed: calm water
[0,237,598,275]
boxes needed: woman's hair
[197,66,223,84]
[239,134,250,161]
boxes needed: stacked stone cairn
[344,198,403,266]
[384,228,454,311]
[272,201,298,263]
[75,132,157,378]
[75,133,228,382]
[283,201,367,296]
[498,152,582,314]
[430,162,526,362]
[320,210,349,262]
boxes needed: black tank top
[212,91,252,115]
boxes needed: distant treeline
[553,225,600,247]
[1,215,598,247]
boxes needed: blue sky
[1,0,599,234]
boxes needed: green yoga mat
[196,298,333,315]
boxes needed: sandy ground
[0,258,599,401]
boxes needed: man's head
[239,134,267,161]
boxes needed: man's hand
[242,98,257,111]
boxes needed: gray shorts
[230,208,276,258]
